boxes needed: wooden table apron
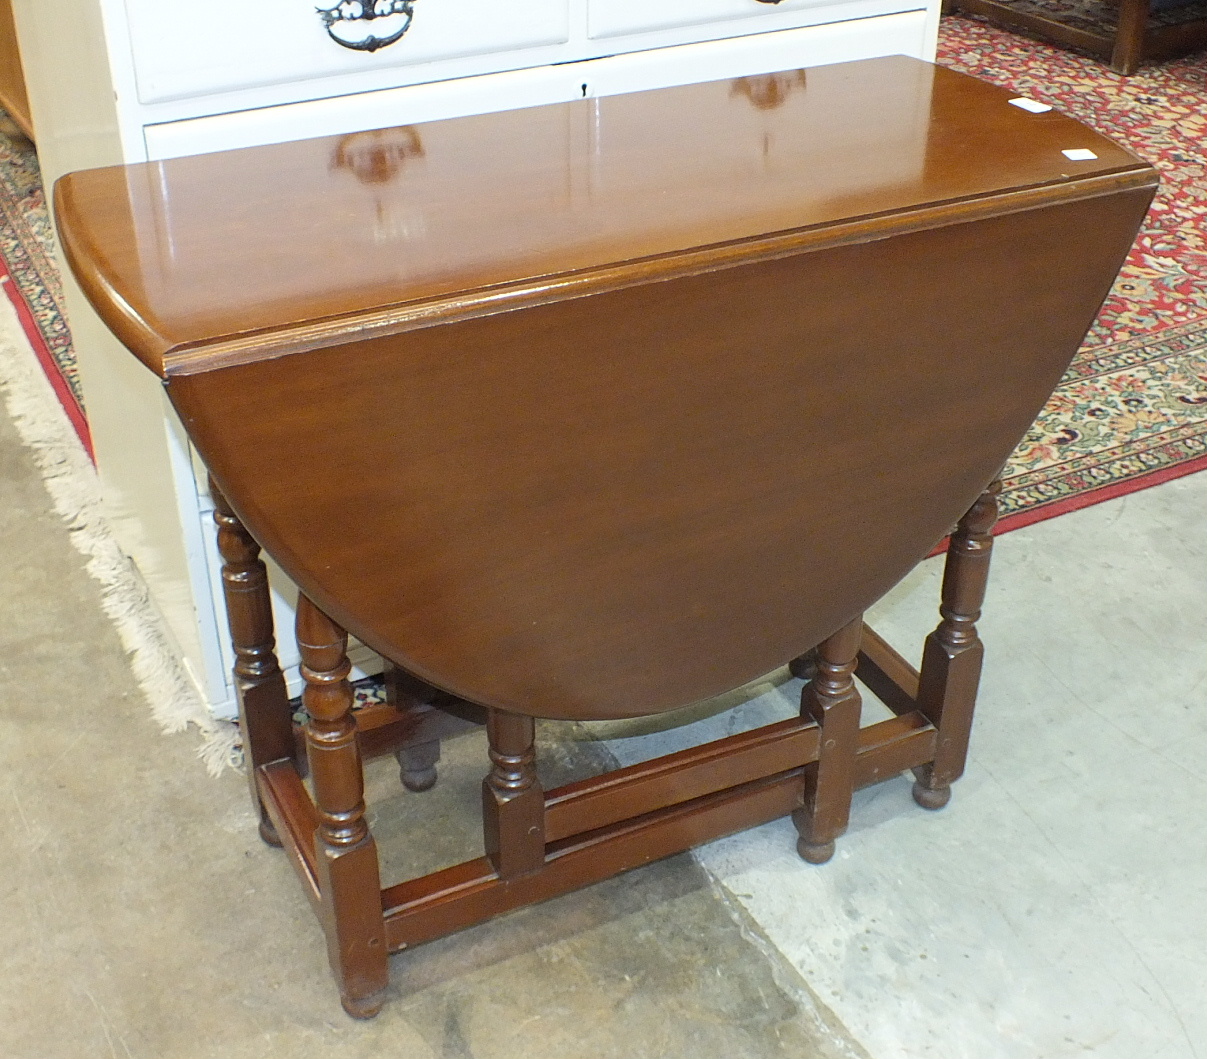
[53,54,1158,1016]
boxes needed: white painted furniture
[13,0,939,716]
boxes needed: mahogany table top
[56,56,1148,379]
[54,58,1157,720]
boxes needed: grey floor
[597,470,1207,1059]
[2,279,1204,1057]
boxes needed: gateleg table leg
[794,615,864,864]
[912,480,1000,810]
[297,594,389,1018]
[482,710,545,880]
[211,478,293,847]
[384,663,443,792]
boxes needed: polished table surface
[58,57,1146,377]
[56,56,1158,721]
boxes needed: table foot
[797,838,836,864]
[258,818,284,847]
[396,739,440,792]
[400,766,438,792]
[341,987,389,1020]
[911,774,952,811]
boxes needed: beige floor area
[2,274,1204,1057]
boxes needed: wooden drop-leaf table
[54,56,1157,1018]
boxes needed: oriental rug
[2,30,1206,527]
[0,113,88,456]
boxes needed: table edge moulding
[53,56,1157,1017]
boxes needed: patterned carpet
[0,113,88,455]
[1,25,1205,525]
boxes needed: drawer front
[125,0,569,104]
[588,13,932,95]
[591,0,829,39]
[143,62,589,159]
[144,12,933,160]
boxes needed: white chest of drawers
[13,0,939,716]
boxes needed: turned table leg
[794,615,863,864]
[482,710,545,880]
[384,664,442,792]
[297,594,389,1018]
[912,480,1000,810]
[397,738,441,793]
[211,479,293,847]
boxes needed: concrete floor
[597,470,1207,1059]
[2,277,1204,1057]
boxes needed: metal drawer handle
[319,0,415,52]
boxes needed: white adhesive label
[1009,97,1053,113]
[1062,148,1099,161]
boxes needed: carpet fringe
[0,282,238,774]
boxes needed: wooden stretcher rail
[543,715,821,843]
[258,761,320,909]
[383,770,804,951]
[858,626,921,715]
[853,711,935,788]
[379,710,936,950]
[259,707,938,957]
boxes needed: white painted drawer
[144,14,931,160]
[587,13,931,95]
[591,0,827,39]
[143,61,590,159]
[125,0,569,104]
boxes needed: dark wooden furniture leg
[211,478,294,847]
[911,480,1000,810]
[794,616,864,864]
[1112,0,1150,75]
[788,650,818,681]
[379,663,486,791]
[297,594,390,1018]
[397,739,440,792]
[383,665,441,791]
[482,710,545,879]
